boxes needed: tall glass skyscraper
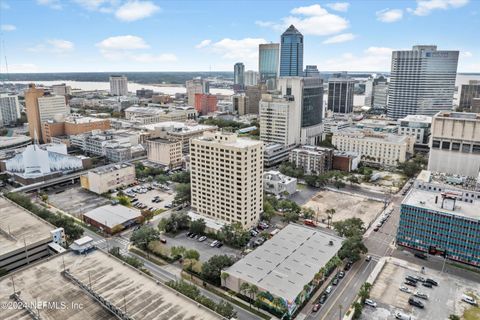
[387,45,459,119]
[259,43,279,82]
[279,25,303,77]
[234,62,245,87]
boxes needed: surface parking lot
[47,184,109,218]
[161,231,242,262]
[361,259,480,320]
[122,184,175,211]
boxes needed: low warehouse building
[222,223,343,316]
[83,204,142,234]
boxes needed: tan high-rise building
[190,132,263,229]
[25,84,69,143]
[186,78,209,107]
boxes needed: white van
[325,285,333,294]
[395,312,411,320]
[462,294,477,305]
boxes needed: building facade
[397,180,480,267]
[289,146,334,175]
[109,75,128,96]
[428,111,480,177]
[332,128,413,167]
[328,73,355,114]
[259,43,279,82]
[263,170,297,195]
[194,93,217,115]
[234,62,245,89]
[459,80,480,111]
[364,75,388,109]
[260,94,300,146]
[52,83,72,96]
[80,163,136,194]
[387,45,459,119]
[42,116,111,143]
[397,115,432,145]
[147,138,183,169]
[304,65,320,77]
[279,25,303,77]
[232,94,248,115]
[245,84,263,114]
[186,78,209,106]
[244,70,259,86]
[0,93,21,126]
[190,132,263,229]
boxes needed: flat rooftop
[142,121,217,134]
[0,250,223,320]
[90,163,133,175]
[334,128,408,144]
[0,197,53,257]
[224,224,343,302]
[403,188,479,220]
[435,111,480,120]
[84,204,141,228]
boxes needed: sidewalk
[298,267,340,317]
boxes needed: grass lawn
[463,307,480,320]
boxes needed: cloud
[9,64,40,73]
[36,0,62,10]
[131,53,178,63]
[211,38,266,60]
[96,35,150,50]
[320,46,395,71]
[28,39,74,54]
[115,1,160,21]
[376,8,403,22]
[1,24,16,31]
[195,40,212,49]
[96,35,175,64]
[326,2,350,12]
[323,33,355,44]
[257,4,349,36]
[73,0,116,13]
[461,51,473,58]
[408,0,469,16]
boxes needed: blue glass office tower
[279,25,303,77]
[259,43,279,82]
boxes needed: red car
[312,304,320,312]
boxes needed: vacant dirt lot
[303,189,384,226]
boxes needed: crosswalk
[92,237,130,255]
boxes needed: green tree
[338,234,368,262]
[220,272,229,287]
[130,226,160,249]
[348,175,360,186]
[217,222,250,248]
[282,211,300,223]
[326,208,336,228]
[158,212,191,233]
[334,179,346,189]
[174,183,191,205]
[352,301,363,319]
[117,195,131,207]
[358,282,372,303]
[171,171,191,183]
[184,249,200,260]
[262,201,275,222]
[189,218,206,235]
[449,315,460,320]
[333,218,365,237]
[301,207,315,220]
[201,255,235,285]
[141,209,154,223]
[170,246,186,259]
[240,282,250,297]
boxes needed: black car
[408,297,424,308]
[186,232,192,237]
[422,282,433,288]
[414,252,428,260]
[426,278,438,286]
[216,242,224,248]
[405,276,418,283]
[332,278,339,285]
[404,281,417,287]
[189,233,197,238]
[318,294,327,304]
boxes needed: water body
[5,80,233,95]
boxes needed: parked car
[462,295,477,305]
[405,276,418,283]
[215,242,224,248]
[412,275,426,283]
[414,292,428,300]
[395,311,412,320]
[404,281,417,287]
[399,286,411,293]
[198,236,207,242]
[186,232,193,237]
[165,203,172,208]
[189,233,197,238]
[332,278,339,285]
[422,282,433,288]
[312,304,320,312]
[325,285,333,294]
[250,230,258,237]
[425,278,438,286]
[338,271,345,278]
[366,255,372,262]
[408,297,424,308]
[160,238,167,244]
[318,294,327,304]
[210,240,219,247]
[364,299,377,308]
[373,227,380,232]
[414,252,427,260]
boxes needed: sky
[0,0,479,73]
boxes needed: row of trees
[352,282,373,319]
[6,192,84,242]
[167,280,236,318]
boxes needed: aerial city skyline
[0,1,480,320]
[0,0,479,73]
